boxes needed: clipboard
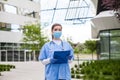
[53,50,70,64]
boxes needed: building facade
[99,29,120,59]
[91,0,120,59]
[0,0,40,61]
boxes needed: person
[38,23,74,80]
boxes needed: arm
[67,42,74,63]
[38,44,50,65]
[38,45,57,65]
[41,58,58,65]
[41,58,50,65]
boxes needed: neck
[53,38,61,40]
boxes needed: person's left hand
[50,58,58,64]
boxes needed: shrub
[80,69,85,74]
[79,64,82,68]
[6,68,10,71]
[102,69,112,75]
[74,64,78,68]
[93,73,99,80]
[71,74,75,78]
[114,76,120,80]
[84,67,91,74]
[12,65,15,69]
[0,64,15,75]
[71,60,120,80]
[88,73,94,79]
[75,70,80,74]
[76,74,81,79]
[71,70,74,74]
[82,62,86,66]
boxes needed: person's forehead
[53,26,62,29]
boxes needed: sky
[42,21,92,43]
[41,0,95,43]
[5,0,95,43]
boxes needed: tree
[84,40,97,60]
[102,0,120,11]
[77,43,85,54]
[74,43,85,66]
[74,46,80,66]
[67,37,74,47]
[102,0,120,21]
[22,24,48,60]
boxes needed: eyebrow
[54,28,62,30]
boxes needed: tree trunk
[77,54,79,66]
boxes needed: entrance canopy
[91,11,120,38]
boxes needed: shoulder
[62,40,73,49]
[44,41,51,45]
[42,41,51,48]
[62,40,71,45]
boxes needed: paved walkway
[0,61,45,80]
[0,61,79,80]
[0,54,97,80]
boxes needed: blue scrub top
[38,40,74,80]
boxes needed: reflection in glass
[99,29,120,59]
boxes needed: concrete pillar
[24,51,26,61]
[0,51,1,61]
[6,50,7,62]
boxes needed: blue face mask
[53,31,62,39]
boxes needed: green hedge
[0,64,15,76]
[71,60,120,80]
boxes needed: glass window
[7,51,13,61]
[99,30,110,59]
[0,22,11,31]
[1,43,6,46]
[110,30,120,36]
[100,37,110,59]
[7,43,13,46]
[0,3,3,11]
[20,51,24,61]
[11,24,21,32]
[26,51,30,61]
[14,51,19,61]
[1,43,6,50]
[4,4,17,14]
[110,36,120,59]
[99,29,120,59]
[1,50,7,61]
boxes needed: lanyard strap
[50,41,64,50]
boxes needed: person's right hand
[68,55,73,60]
[50,58,57,64]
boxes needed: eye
[54,29,61,31]
[54,29,57,31]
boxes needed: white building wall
[0,31,23,43]
[0,0,40,25]
[0,0,40,62]
[91,0,98,15]
[0,0,40,12]
[91,11,120,38]
[91,0,120,38]
[0,0,40,43]
[0,11,39,25]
